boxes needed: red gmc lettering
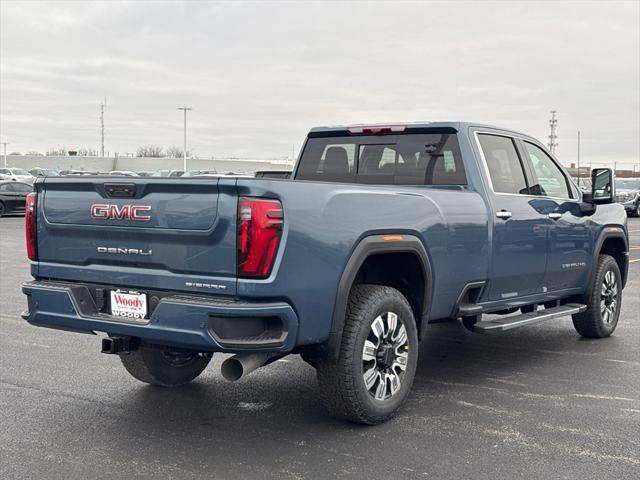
[130,205,152,221]
[90,204,151,221]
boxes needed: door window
[524,142,572,199]
[477,134,528,195]
[11,183,33,193]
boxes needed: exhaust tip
[221,357,244,381]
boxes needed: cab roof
[307,121,535,141]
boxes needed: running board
[473,303,587,333]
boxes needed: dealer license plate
[110,289,148,321]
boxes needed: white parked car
[0,168,34,183]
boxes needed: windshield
[11,168,30,175]
[616,179,640,190]
[296,132,466,185]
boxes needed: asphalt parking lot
[0,215,638,479]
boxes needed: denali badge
[91,204,151,221]
[97,247,152,256]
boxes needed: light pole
[1,142,8,168]
[577,130,580,178]
[178,107,192,171]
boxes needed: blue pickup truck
[22,122,629,424]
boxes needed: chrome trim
[548,212,563,219]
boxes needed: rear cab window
[295,130,467,186]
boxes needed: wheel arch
[322,234,433,362]
[593,227,629,289]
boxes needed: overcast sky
[1,0,638,166]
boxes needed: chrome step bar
[473,303,587,334]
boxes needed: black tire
[0,201,5,217]
[630,203,640,218]
[572,254,622,338]
[316,285,419,425]
[120,343,212,387]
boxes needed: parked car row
[0,167,251,181]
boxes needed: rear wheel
[317,285,418,425]
[572,255,622,338]
[0,201,5,217]
[120,343,212,387]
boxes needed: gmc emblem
[91,204,152,221]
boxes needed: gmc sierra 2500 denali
[22,122,629,424]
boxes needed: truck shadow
[77,320,623,459]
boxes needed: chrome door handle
[548,213,563,219]
[495,211,512,219]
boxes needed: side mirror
[590,168,615,204]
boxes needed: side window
[524,142,572,199]
[0,184,10,192]
[478,134,528,195]
[0,169,9,175]
[12,183,32,193]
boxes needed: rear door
[475,132,550,301]
[37,177,238,295]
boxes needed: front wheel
[317,285,418,425]
[120,343,212,387]
[572,254,622,338]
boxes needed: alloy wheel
[600,270,619,324]
[362,312,409,401]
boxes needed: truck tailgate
[36,177,238,295]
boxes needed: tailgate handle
[104,183,136,198]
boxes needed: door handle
[548,213,563,219]
[495,210,512,220]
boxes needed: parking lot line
[630,259,640,264]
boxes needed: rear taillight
[25,192,38,261]
[237,197,283,279]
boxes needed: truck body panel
[22,122,629,356]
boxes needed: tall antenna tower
[548,110,558,154]
[100,97,107,157]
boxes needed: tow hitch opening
[101,336,139,354]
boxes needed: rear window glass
[296,133,466,185]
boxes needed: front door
[519,140,592,291]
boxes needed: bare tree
[136,145,165,157]
[78,148,99,156]
[46,147,67,156]
[27,150,43,156]
[165,146,191,158]
[9,152,21,155]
